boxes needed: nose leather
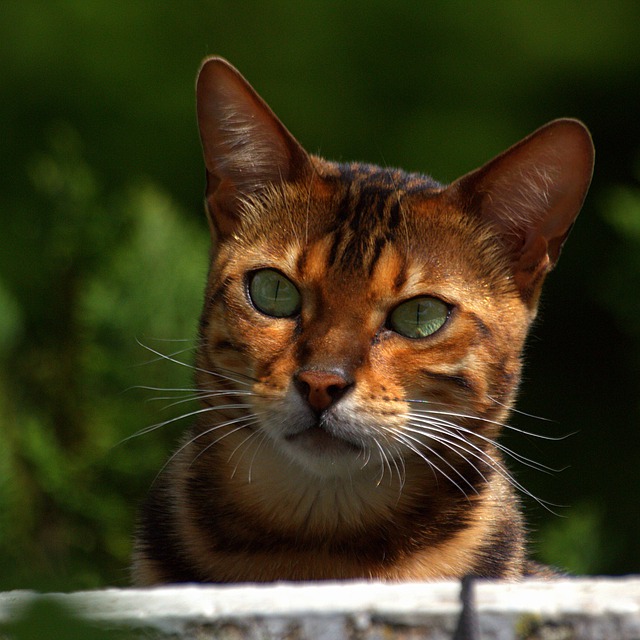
[294,369,353,412]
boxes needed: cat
[132,57,594,584]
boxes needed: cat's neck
[174,419,519,582]
[207,426,409,534]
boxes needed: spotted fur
[132,57,594,584]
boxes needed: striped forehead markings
[328,182,404,274]
[300,163,442,279]
[324,162,442,275]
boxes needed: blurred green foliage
[0,1,639,590]
[0,597,133,640]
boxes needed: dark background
[1,1,639,590]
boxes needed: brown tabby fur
[132,57,594,584]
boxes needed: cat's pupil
[389,297,448,339]
[249,269,301,318]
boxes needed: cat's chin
[284,425,361,457]
[278,423,368,477]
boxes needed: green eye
[249,269,301,318]
[389,297,449,339]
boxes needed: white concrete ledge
[2,578,640,639]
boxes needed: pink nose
[294,369,353,412]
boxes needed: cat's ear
[446,119,594,304]
[196,57,312,238]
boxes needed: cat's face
[194,58,593,484]
[197,173,530,479]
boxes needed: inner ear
[446,119,594,303]
[196,57,312,238]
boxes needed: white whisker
[372,439,389,486]
[246,430,270,483]
[135,341,196,365]
[136,339,253,388]
[155,390,255,411]
[151,415,262,486]
[390,429,475,498]
[407,411,561,474]
[358,445,373,471]
[403,414,560,513]
[407,398,567,441]
[385,440,407,494]
[118,403,253,445]
[129,385,203,394]
[228,428,264,479]
[486,395,551,422]
[190,418,263,466]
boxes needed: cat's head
[193,57,593,482]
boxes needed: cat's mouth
[284,424,361,456]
